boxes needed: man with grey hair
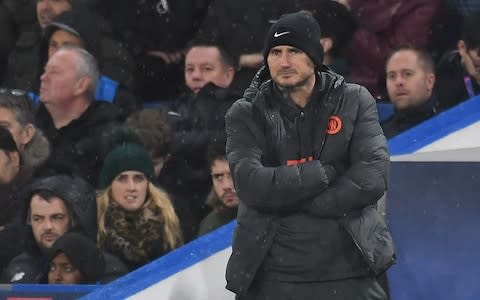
[35,46,123,186]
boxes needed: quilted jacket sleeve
[225,99,335,212]
[307,85,390,217]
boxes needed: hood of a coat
[39,4,100,69]
[22,128,51,171]
[25,174,97,241]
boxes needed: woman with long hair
[97,130,182,270]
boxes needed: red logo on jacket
[327,116,342,134]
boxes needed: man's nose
[44,218,53,230]
[279,53,291,67]
[191,68,202,79]
[221,176,234,190]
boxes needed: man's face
[0,150,19,184]
[211,159,239,208]
[184,46,234,94]
[40,49,80,106]
[48,30,85,59]
[30,195,70,250]
[0,108,33,150]
[37,0,72,29]
[48,252,83,284]
[386,50,435,111]
[267,45,316,91]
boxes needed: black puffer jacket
[36,101,123,186]
[159,83,241,241]
[224,66,394,294]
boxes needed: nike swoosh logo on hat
[274,31,290,38]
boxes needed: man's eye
[212,174,223,180]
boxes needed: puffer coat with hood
[224,66,395,295]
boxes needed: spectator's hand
[148,50,184,64]
[239,53,264,69]
[458,41,480,83]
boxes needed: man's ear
[20,123,35,147]
[320,37,333,55]
[74,77,91,96]
[8,151,21,169]
[225,66,235,86]
[426,72,435,91]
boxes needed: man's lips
[42,233,57,241]
[222,192,238,202]
[395,91,408,96]
[278,70,296,76]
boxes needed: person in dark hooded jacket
[225,12,395,299]
[0,0,37,84]
[36,8,137,114]
[3,0,137,109]
[3,0,73,91]
[1,174,127,284]
[46,232,105,284]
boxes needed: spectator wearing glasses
[0,88,50,175]
[0,127,26,271]
[0,88,51,272]
[435,11,480,110]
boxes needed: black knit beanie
[48,232,105,283]
[263,11,324,68]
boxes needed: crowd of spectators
[0,0,479,288]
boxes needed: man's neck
[46,98,91,129]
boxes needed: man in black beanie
[225,11,395,299]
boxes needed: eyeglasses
[0,88,27,97]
